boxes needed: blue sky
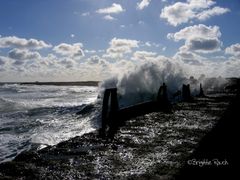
[0,0,240,81]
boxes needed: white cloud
[185,38,221,53]
[8,48,41,60]
[86,55,108,66]
[87,55,101,64]
[160,2,194,26]
[137,0,151,10]
[142,41,160,48]
[81,12,90,16]
[0,56,6,65]
[39,54,58,67]
[105,38,139,58]
[225,43,240,57]
[59,58,76,68]
[0,36,51,49]
[197,6,230,21]
[70,34,75,38]
[188,0,215,9]
[132,51,157,61]
[81,55,112,80]
[53,43,84,58]
[168,24,222,53]
[222,58,240,77]
[160,0,229,26]
[172,40,240,78]
[96,3,125,14]
[168,24,221,41]
[85,49,96,54]
[145,42,151,47]
[174,48,205,65]
[103,15,116,21]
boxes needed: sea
[0,84,100,163]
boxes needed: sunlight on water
[0,84,99,162]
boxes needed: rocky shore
[0,91,236,179]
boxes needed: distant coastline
[0,81,100,86]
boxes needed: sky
[0,0,240,82]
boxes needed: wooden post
[157,83,168,103]
[157,83,171,112]
[199,83,205,97]
[99,88,119,137]
[182,84,192,101]
[109,88,119,117]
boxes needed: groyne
[99,83,191,138]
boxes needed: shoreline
[0,91,236,179]
[0,81,100,86]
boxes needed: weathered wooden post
[157,83,168,103]
[100,89,110,137]
[198,83,205,97]
[99,88,119,137]
[109,88,119,118]
[182,84,192,101]
[157,83,171,111]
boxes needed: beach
[1,1,239,179]
[0,89,236,179]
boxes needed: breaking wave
[0,85,99,163]
[99,58,229,107]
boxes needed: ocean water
[0,84,99,163]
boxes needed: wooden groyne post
[99,88,119,137]
[99,83,172,138]
[198,83,205,97]
[157,83,168,103]
[157,83,171,111]
[182,84,192,102]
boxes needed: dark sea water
[0,84,99,163]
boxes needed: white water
[99,59,228,107]
[0,63,229,163]
[0,84,99,163]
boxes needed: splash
[100,58,188,107]
[99,57,230,107]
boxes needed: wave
[26,103,94,117]
[0,102,98,121]
[0,97,23,113]
[99,60,187,107]
[0,100,101,163]
[0,84,99,163]
[0,84,20,94]
[99,59,229,108]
